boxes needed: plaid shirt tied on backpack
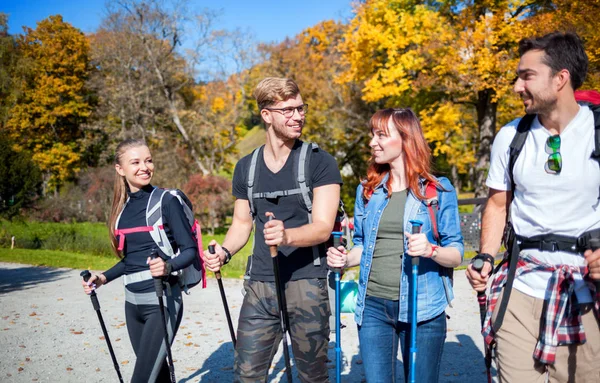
[482,252,600,365]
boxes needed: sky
[2,0,354,44]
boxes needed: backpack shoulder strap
[146,187,175,257]
[294,141,321,266]
[295,141,318,212]
[508,114,536,195]
[247,145,264,219]
[424,182,441,245]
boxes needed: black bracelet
[221,246,232,265]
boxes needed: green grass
[0,248,118,270]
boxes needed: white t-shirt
[486,105,600,302]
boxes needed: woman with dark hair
[327,108,463,382]
[81,138,198,383]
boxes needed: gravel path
[0,262,496,382]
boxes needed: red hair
[362,108,437,202]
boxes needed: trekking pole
[151,250,176,383]
[331,231,344,383]
[471,259,488,327]
[472,259,493,383]
[269,215,293,383]
[209,244,236,347]
[408,220,423,383]
[80,270,124,383]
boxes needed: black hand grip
[81,270,92,282]
[410,221,422,266]
[80,270,100,310]
[151,249,164,297]
[208,245,221,279]
[332,234,343,273]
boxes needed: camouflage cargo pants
[234,278,331,383]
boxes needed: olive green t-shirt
[366,190,407,300]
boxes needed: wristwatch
[221,246,232,265]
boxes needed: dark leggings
[125,289,183,383]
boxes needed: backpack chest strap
[252,188,303,200]
[114,226,154,251]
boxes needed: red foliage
[183,174,233,234]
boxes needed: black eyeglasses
[545,134,562,174]
[264,104,308,118]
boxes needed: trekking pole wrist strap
[221,247,232,265]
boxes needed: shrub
[183,174,233,235]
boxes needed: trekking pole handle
[590,238,600,291]
[81,270,92,283]
[471,258,488,298]
[331,231,344,274]
[268,215,278,258]
[150,249,164,297]
[80,270,100,310]
[409,220,423,266]
[208,245,222,280]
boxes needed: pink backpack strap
[114,226,153,251]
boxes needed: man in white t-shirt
[466,32,600,382]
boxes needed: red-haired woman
[327,108,463,382]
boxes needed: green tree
[0,133,43,219]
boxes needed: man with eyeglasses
[466,32,600,382]
[203,77,342,382]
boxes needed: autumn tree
[340,0,543,195]
[5,15,92,192]
[183,174,233,235]
[90,0,256,181]
[252,21,374,210]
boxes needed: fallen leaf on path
[115,338,121,342]
[29,312,37,316]
[121,361,129,365]
[96,368,100,372]
[57,355,62,358]
[184,342,193,346]
[57,298,63,301]
[71,331,83,335]
[25,358,30,362]
[18,367,23,372]
[99,336,105,340]
[66,367,73,371]
[19,345,25,348]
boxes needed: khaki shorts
[492,288,600,383]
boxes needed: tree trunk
[474,88,497,197]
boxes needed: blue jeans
[358,296,446,383]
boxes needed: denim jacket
[353,175,464,325]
